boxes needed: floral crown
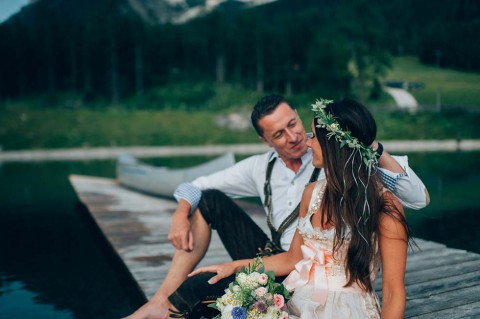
[311,98,379,169]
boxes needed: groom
[125,94,429,318]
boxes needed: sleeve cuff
[376,155,409,192]
[173,182,202,214]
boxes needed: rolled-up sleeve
[173,182,202,213]
[377,155,428,210]
[173,153,268,214]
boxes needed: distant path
[1,140,480,162]
[385,87,418,110]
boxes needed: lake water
[0,152,479,318]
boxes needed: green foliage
[1,55,479,151]
[0,0,401,102]
[144,82,215,110]
[124,82,264,111]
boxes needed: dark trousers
[168,189,283,318]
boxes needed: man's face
[258,102,308,161]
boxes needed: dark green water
[0,152,479,318]
[0,160,147,319]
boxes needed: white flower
[250,271,261,281]
[237,273,247,285]
[279,311,289,319]
[221,305,234,319]
[239,272,260,289]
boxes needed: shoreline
[1,139,480,162]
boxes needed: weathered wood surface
[69,174,480,318]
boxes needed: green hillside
[386,57,480,109]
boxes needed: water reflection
[410,207,480,254]
[0,275,74,318]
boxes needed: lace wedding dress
[283,181,381,319]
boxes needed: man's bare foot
[122,298,171,319]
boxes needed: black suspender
[264,157,320,247]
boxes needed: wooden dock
[69,174,480,318]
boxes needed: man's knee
[168,272,228,318]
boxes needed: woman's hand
[188,261,240,285]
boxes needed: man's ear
[259,135,273,147]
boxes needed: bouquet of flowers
[209,258,291,319]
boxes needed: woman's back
[284,181,381,319]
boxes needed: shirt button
[288,202,292,206]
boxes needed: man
[125,94,429,319]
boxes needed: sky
[0,0,30,23]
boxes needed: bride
[190,98,410,319]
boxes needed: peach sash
[283,243,357,306]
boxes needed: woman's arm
[188,182,316,284]
[379,192,408,318]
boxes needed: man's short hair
[251,94,291,136]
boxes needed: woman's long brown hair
[314,99,410,292]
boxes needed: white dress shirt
[174,148,427,250]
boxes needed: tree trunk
[109,31,119,104]
[135,42,144,97]
[216,53,225,84]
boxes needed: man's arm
[168,153,266,251]
[373,141,430,210]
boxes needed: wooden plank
[405,285,480,317]
[69,174,267,298]
[69,174,480,318]
[404,270,480,299]
[408,301,480,319]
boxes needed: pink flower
[258,273,268,285]
[279,311,289,319]
[273,294,285,308]
[254,287,267,297]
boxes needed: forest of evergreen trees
[0,0,478,106]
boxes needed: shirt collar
[268,148,312,169]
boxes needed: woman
[189,98,410,318]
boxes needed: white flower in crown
[311,98,379,170]
[329,123,341,133]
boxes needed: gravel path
[384,87,418,110]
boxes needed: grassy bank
[1,105,479,151]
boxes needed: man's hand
[168,200,194,251]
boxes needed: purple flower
[254,300,268,314]
[231,306,247,319]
